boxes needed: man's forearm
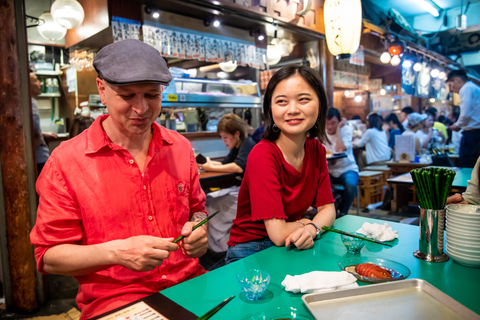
[191,211,207,223]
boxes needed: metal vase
[413,208,449,262]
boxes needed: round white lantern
[324,0,362,59]
[37,12,67,41]
[267,45,282,66]
[51,0,85,29]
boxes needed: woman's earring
[273,123,280,132]
[314,119,319,129]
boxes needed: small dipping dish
[237,269,270,301]
[341,233,365,254]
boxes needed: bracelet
[296,220,306,227]
[306,222,321,240]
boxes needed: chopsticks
[173,210,220,243]
[287,225,393,250]
[196,295,235,320]
[322,226,393,247]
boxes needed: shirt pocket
[167,180,190,225]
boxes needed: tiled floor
[0,205,419,319]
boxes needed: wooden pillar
[0,0,39,312]
[319,38,334,108]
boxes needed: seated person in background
[385,113,405,149]
[400,106,414,128]
[416,112,445,148]
[225,65,336,263]
[426,107,448,142]
[446,156,480,205]
[402,112,427,155]
[251,113,265,143]
[198,113,256,270]
[353,113,391,166]
[199,113,256,174]
[326,108,359,218]
[29,39,208,319]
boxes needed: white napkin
[356,222,398,242]
[282,271,358,294]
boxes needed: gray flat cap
[93,39,172,86]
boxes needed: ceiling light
[430,68,439,78]
[419,0,441,17]
[390,55,401,66]
[388,41,404,56]
[37,12,67,41]
[344,90,351,97]
[413,62,423,72]
[257,34,265,41]
[213,20,220,27]
[380,88,386,95]
[430,98,436,103]
[152,12,160,19]
[438,71,446,79]
[402,60,412,68]
[380,51,391,64]
[217,71,228,79]
[354,94,363,102]
[267,45,282,65]
[51,0,84,29]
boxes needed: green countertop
[161,215,480,319]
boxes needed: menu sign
[97,301,168,320]
[142,21,266,69]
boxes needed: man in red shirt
[30,39,208,319]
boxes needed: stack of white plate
[445,204,480,268]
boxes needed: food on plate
[356,263,392,279]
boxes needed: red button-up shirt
[30,115,207,319]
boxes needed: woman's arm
[201,157,243,173]
[264,218,313,247]
[353,129,370,148]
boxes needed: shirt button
[129,159,134,164]
[148,216,153,221]
[162,275,167,280]
[143,185,147,190]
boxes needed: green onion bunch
[410,167,456,210]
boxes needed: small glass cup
[237,269,270,301]
[341,233,365,254]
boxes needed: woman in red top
[226,65,336,263]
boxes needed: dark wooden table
[199,171,241,192]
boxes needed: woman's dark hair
[327,107,341,121]
[385,113,405,133]
[262,64,329,143]
[217,113,247,141]
[367,113,383,131]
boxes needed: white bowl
[446,240,480,252]
[446,227,480,240]
[446,234,480,246]
[446,211,480,223]
[446,204,480,216]
[446,248,480,268]
[446,221,480,232]
[446,245,480,258]
[447,215,480,225]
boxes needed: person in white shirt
[326,108,359,217]
[446,70,480,168]
[446,156,480,205]
[353,113,391,165]
[402,112,427,155]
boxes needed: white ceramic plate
[446,236,480,248]
[446,248,480,268]
[446,245,480,258]
[338,256,410,284]
[446,216,480,226]
[445,221,480,233]
[446,226,480,239]
[446,204,480,215]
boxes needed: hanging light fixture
[413,61,423,72]
[267,45,282,66]
[51,0,85,29]
[324,0,362,59]
[390,55,401,66]
[37,11,67,41]
[430,68,440,78]
[388,41,404,56]
[218,61,237,72]
[438,71,446,80]
[380,51,391,64]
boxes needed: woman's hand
[285,226,315,250]
[198,157,213,171]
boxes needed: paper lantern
[324,0,362,59]
[51,0,85,29]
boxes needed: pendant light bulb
[413,62,422,72]
[51,0,85,29]
[390,55,401,66]
[37,12,67,41]
[380,51,391,64]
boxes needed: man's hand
[449,124,461,132]
[113,236,178,272]
[338,118,347,129]
[43,132,58,142]
[446,193,468,205]
[179,220,208,258]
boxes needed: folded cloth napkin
[356,222,399,242]
[282,271,358,294]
